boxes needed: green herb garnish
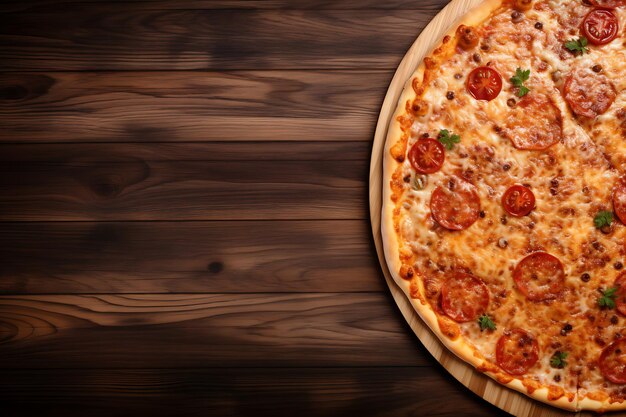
[598,287,618,309]
[594,211,613,229]
[510,68,531,98]
[438,129,461,150]
[478,314,496,331]
[550,351,569,369]
[565,36,589,55]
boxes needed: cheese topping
[386,0,626,410]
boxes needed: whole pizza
[381,0,626,412]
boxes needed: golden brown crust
[380,0,626,411]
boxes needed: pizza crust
[378,0,603,411]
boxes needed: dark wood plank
[0,0,448,12]
[0,9,434,70]
[0,293,430,368]
[0,142,371,162]
[0,143,367,221]
[0,221,383,294]
[0,71,390,142]
[0,367,506,417]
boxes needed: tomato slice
[614,272,626,316]
[408,138,445,174]
[613,180,626,224]
[513,252,565,301]
[430,177,481,231]
[502,185,535,217]
[440,272,490,322]
[496,329,539,376]
[466,67,502,101]
[564,69,616,118]
[599,339,626,384]
[583,9,619,45]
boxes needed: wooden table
[0,1,509,416]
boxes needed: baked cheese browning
[614,179,626,224]
[383,0,626,411]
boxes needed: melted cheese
[389,0,626,409]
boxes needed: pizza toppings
[503,94,562,150]
[440,272,490,322]
[587,0,626,9]
[430,177,481,231]
[598,287,618,309]
[513,0,533,11]
[598,272,626,316]
[408,138,445,174]
[563,69,616,118]
[437,129,461,150]
[550,351,569,369]
[560,323,573,336]
[387,0,626,405]
[599,339,626,384]
[496,329,539,375]
[478,314,496,331]
[412,174,428,191]
[456,24,478,50]
[615,272,626,316]
[513,252,565,301]
[502,185,535,217]
[613,180,626,223]
[510,68,531,98]
[582,9,619,46]
[594,210,614,230]
[466,67,503,101]
[564,36,589,55]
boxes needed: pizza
[381,0,626,412]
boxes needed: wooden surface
[0,1,520,416]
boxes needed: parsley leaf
[550,351,569,369]
[598,287,618,309]
[438,129,461,150]
[510,68,531,98]
[478,314,496,331]
[594,211,613,229]
[565,36,589,55]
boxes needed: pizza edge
[380,0,626,412]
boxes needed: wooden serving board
[369,1,622,416]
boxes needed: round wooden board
[368,1,604,416]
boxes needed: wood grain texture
[0,9,433,70]
[0,0,447,12]
[0,0,525,416]
[0,293,430,368]
[0,142,371,162]
[0,71,391,142]
[0,367,507,417]
[0,143,366,221]
[0,221,383,294]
